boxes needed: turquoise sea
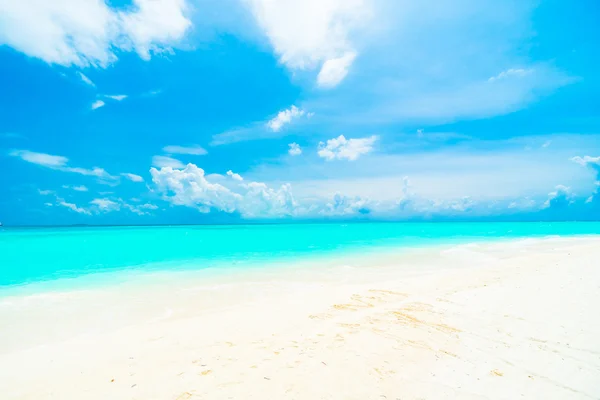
[1,222,599,290]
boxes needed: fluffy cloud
[571,156,600,172]
[150,163,301,217]
[10,149,119,183]
[571,155,600,204]
[151,164,240,213]
[266,105,306,131]
[148,160,600,220]
[317,135,377,161]
[322,193,372,216]
[0,0,191,67]
[121,172,144,182]
[91,100,105,110]
[288,142,302,156]
[227,170,244,181]
[90,198,120,212]
[316,51,356,88]
[239,182,297,217]
[162,144,208,155]
[542,185,574,209]
[244,0,369,87]
[118,0,191,60]
[152,155,185,169]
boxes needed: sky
[0,0,599,226]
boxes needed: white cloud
[148,148,600,220]
[317,51,356,88]
[542,185,574,209]
[121,172,144,182]
[91,100,105,110]
[248,134,600,210]
[151,163,300,217]
[322,192,372,216]
[571,155,600,204]
[38,189,55,195]
[63,166,115,181]
[10,150,67,167]
[571,155,600,168]
[10,149,119,183]
[212,107,311,145]
[488,68,534,82]
[266,105,306,131]
[162,144,208,155]
[62,185,89,192]
[227,170,244,181]
[239,181,297,218]
[77,71,95,86]
[317,135,377,161]
[0,0,192,67]
[296,2,574,124]
[152,155,185,169]
[118,0,191,60]
[541,140,552,148]
[57,198,91,215]
[88,197,155,215]
[151,164,240,213]
[90,198,120,212]
[122,203,148,215]
[288,142,302,156]
[105,94,127,101]
[244,0,368,87]
[151,163,525,219]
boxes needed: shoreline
[2,233,598,299]
[1,236,599,399]
[3,221,600,288]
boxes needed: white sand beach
[1,236,599,399]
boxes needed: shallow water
[1,222,599,289]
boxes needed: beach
[1,236,599,399]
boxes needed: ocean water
[1,222,599,290]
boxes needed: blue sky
[1,0,599,225]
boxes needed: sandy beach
[1,236,599,399]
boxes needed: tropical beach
[1,227,599,399]
[2,0,600,398]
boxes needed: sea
[1,222,599,294]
